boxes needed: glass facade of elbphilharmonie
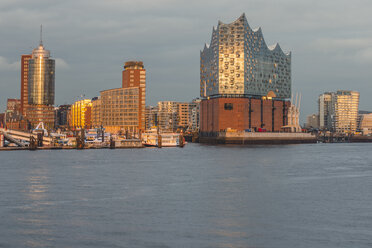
[200,13,291,100]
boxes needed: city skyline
[1,0,372,122]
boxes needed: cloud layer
[0,0,372,121]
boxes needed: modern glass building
[26,29,56,129]
[199,14,291,134]
[200,13,291,99]
[28,44,55,105]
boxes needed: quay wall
[200,132,317,144]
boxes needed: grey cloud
[0,0,372,122]
[0,56,20,71]
[55,58,70,70]
[310,38,372,63]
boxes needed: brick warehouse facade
[200,97,290,134]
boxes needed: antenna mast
[40,25,43,46]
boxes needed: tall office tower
[200,14,291,134]
[333,90,359,133]
[27,27,55,129]
[122,61,146,131]
[318,92,334,130]
[20,54,32,116]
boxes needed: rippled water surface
[0,143,371,248]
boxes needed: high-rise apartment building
[20,54,32,116]
[122,61,146,131]
[333,90,359,133]
[318,92,333,130]
[200,14,291,134]
[318,90,359,133]
[26,29,55,129]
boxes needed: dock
[199,132,317,144]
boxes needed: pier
[199,131,317,144]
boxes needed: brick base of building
[200,97,290,133]
[26,105,55,129]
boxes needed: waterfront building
[100,87,139,133]
[26,28,55,129]
[305,114,319,129]
[318,92,333,130]
[145,106,158,130]
[200,13,291,99]
[94,61,145,134]
[147,100,200,132]
[20,54,32,116]
[333,90,359,133]
[283,94,301,132]
[358,111,372,135]
[318,90,360,133]
[70,99,92,129]
[178,103,190,129]
[190,99,201,131]
[157,101,179,132]
[55,105,70,129]
[4,99,27,130]
[6,99,21,114]
[0,113,4,128]
[91,97,102,128]
[122,61,146,131]
[200,14,291,134]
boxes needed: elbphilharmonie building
[200,14,292,134]
[200,13,291,99]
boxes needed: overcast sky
[1,0,371,122]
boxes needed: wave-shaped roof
[201,13,291,57]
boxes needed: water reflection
[0,144,371,247]
[19,166,53,247]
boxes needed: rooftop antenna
[40,24,43,46]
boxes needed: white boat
[142,130,185,147]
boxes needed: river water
[0,143,371,248]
